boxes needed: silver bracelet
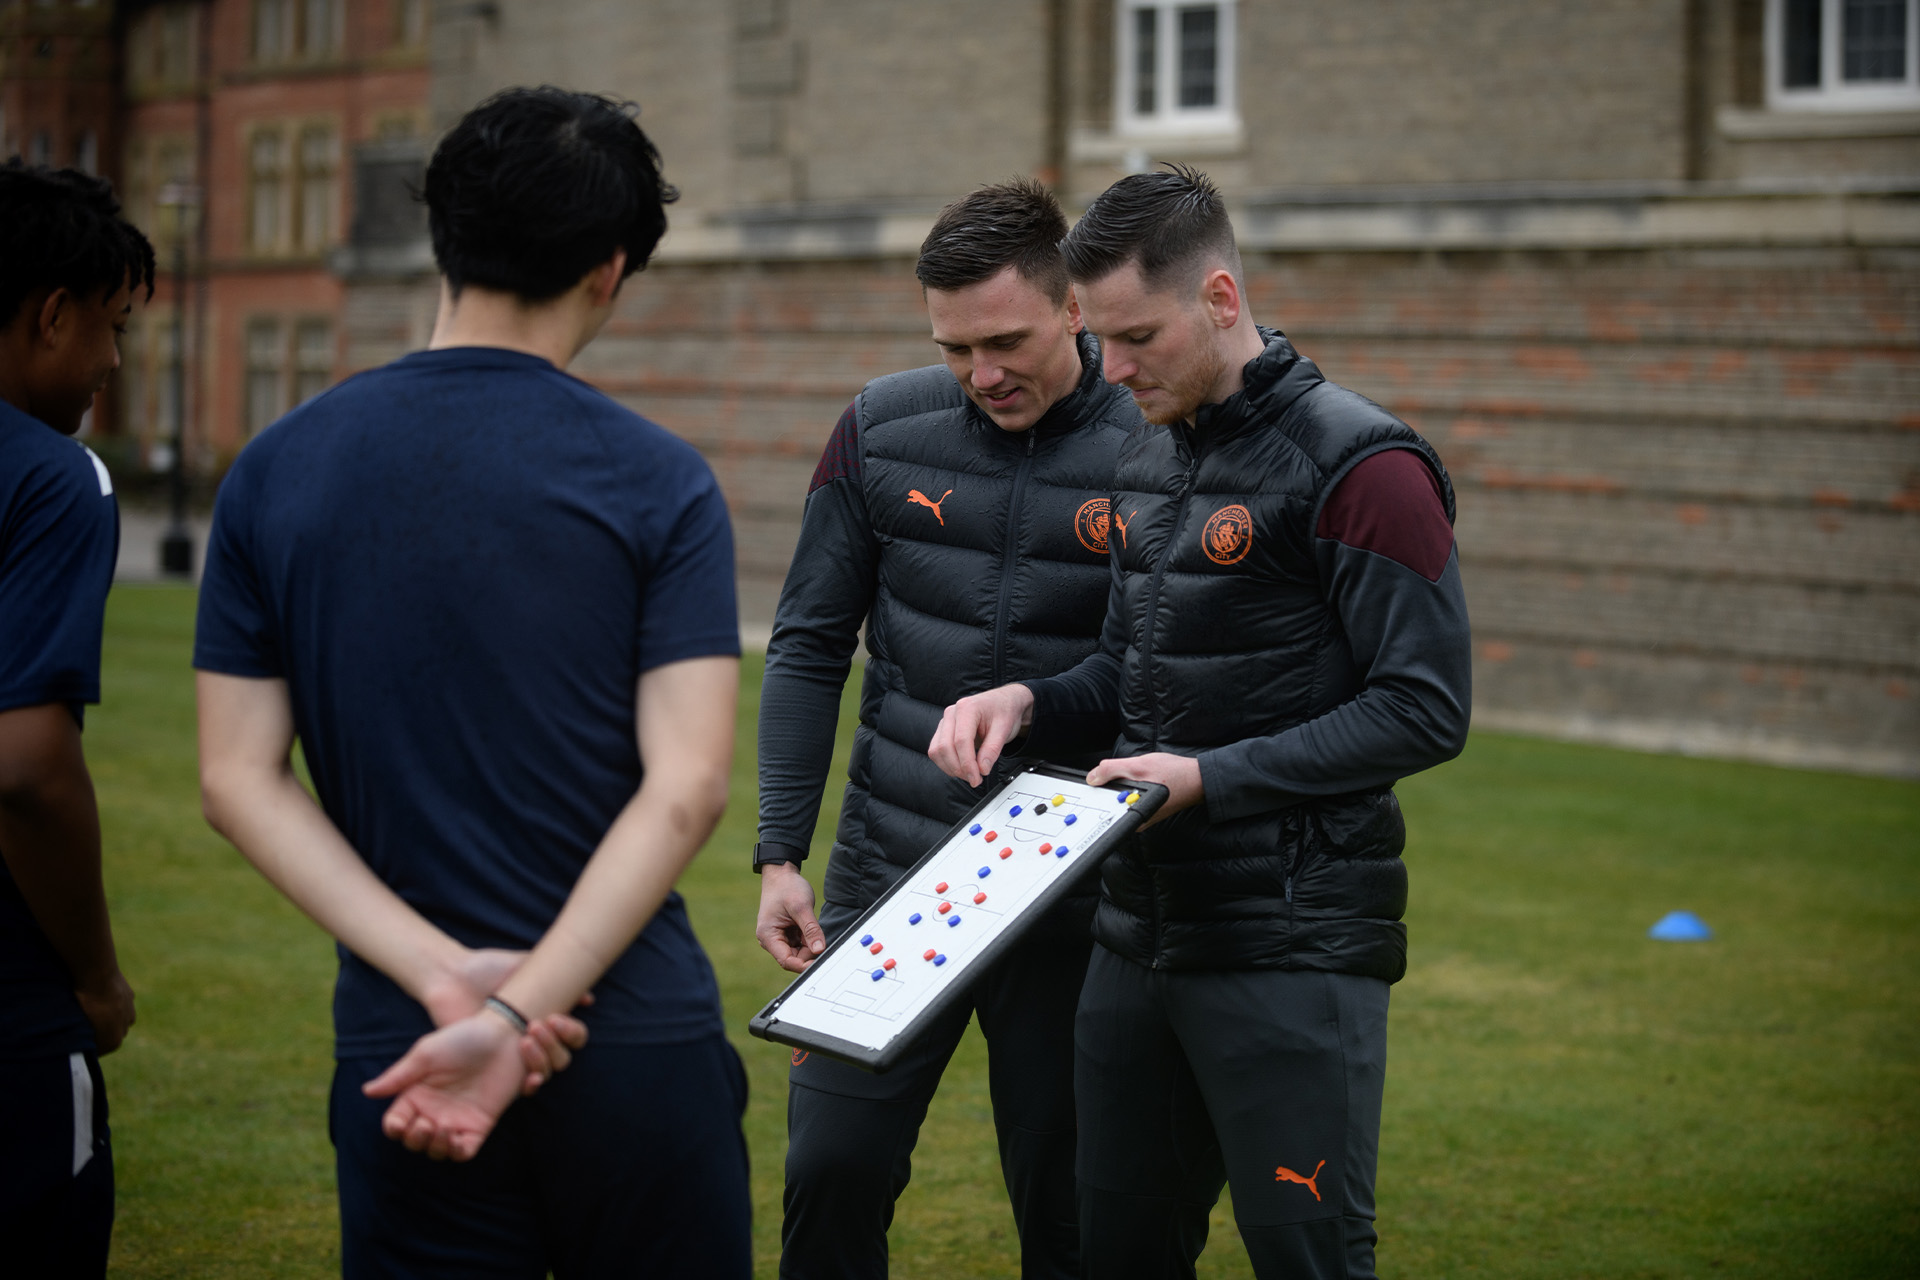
[484,995,530,1035]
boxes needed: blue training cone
[1648,910,1713,941]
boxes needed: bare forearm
[201,762,465,1005]
[0,768,118,988]
[198,671,478,1011]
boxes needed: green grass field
[90,585,1918,1278]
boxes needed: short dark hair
[1059,164,1240,294]
[0,161,156,330]
[916,178,1070,304]
[424,86,678,301]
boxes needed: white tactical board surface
[750,765,1166,1072]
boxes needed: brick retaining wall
[343,247,1919,775]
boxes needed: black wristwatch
[753,841,807,874]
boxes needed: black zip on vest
[1140,422,1203,754]
[990,427,1038,689]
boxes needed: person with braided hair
[0,159,156,1278]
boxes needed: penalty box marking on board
[753,770,1158,1062]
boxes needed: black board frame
[748,761,1168,1072]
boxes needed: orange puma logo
[908,488,953,526]
[1275,1159,1326,1201]
[1113,508,1137,549]
[791,1049,809,1067]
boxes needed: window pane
[397,0,426,47]
[1783,0,1823,86]
[246,319,286,435]
[1134,7,1158,115]
[254,0,292,62]
[118,336,145,436]
[295,319,333,406]
[294,369,332,406]
[254,0,277,61]
[250,132,286,252]
[162,5,195,81]
[297,126,337,253]
[127,11,154,85]
[1178,6,1219,108]
[304,0,338,58]
[159,139,193,184]
[1843,0,1908,80]
[154,326,181,439]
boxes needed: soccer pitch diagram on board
[750,764,1167,1072]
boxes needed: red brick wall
[119,0,428,459]
[1263,253,1918,772]
[1,0,116,171]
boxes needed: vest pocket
[1309,789,1406,860]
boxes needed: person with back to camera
[0,160,153,1280]
[194,88,752,1278]
[929,165,1473,1280]
[753,178,1142,1278]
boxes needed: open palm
[363,1014,528,1161]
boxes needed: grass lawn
[92,585,1918,1278]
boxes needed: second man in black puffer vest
[930,168,1473,1280]
[753,181,1140,1279]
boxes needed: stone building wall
[359,211,1911,776]
[1064,0,1696,194]
[341,0,1920,775]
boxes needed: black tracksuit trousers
[780,899,1092,1280]
[1075,945,1391,1280]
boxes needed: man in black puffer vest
[754,180,1139,1279]
[931,168,1472,1280]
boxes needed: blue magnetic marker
[1055,846,1069,858]
[908,913,922,925]
[860,934,873,946]
[948,915,961,927]
[1010,804,1022,816]
[1064,814,1077,826]
[969,823,982,835]
[933,954,947,966]
[978,866,990,877]
[871,969,884,981]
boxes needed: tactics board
[749,763,1167,1072]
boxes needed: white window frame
[1114,0,1240,138]
[1766,0,1920,111]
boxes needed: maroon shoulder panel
[808,403,862,493]
[1314,448,1453,582]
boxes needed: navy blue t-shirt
[192,347,740,1059]
[0,399,119,1060]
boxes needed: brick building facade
[1,0,116,180]
[16,0,430,472]
[2,0,121,430]
[350,1,1920,775]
